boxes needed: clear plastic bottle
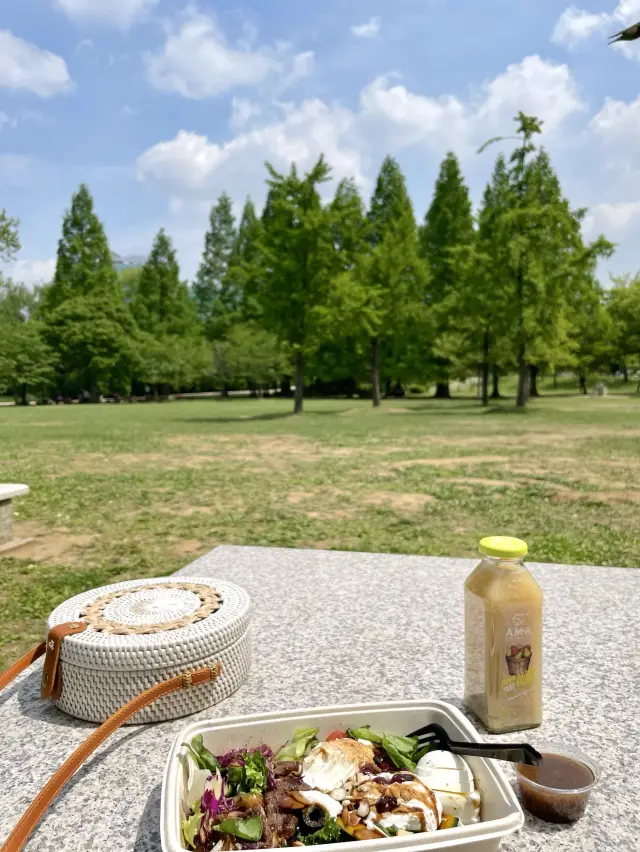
[464,536,542,733]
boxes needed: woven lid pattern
[47,576,250,672]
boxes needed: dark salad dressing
[517,753,595,824]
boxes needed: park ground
[1,390,639,666]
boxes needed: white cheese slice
[415,751,475,794]
[294,790,343,819]
[435,790,481,825]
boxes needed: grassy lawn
[1,394,639,666]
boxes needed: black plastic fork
[407,722,542,766]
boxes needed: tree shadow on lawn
[179,409,351,424]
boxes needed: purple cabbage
[217,745,273,767]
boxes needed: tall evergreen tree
[420,152,475,398]
[479,113,614,408]
[193,192,236,332]
[47,184,116,312]
[42,184,138,399]
[226,197,262,323]
[134,228,205,393]
[362,156,428,406]
[258,156,337,414]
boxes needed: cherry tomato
[326,730,348,740]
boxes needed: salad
[180,725,482,850]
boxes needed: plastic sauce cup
[515,742,601,824]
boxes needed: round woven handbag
[0,574,252,851]
[41,575,251,723]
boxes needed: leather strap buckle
[41,621,88,700]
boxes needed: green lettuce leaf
[216,814,263,841]
[383,734,418,756]
[299,817,342,845]
[382,736,417,771]
[346,726,384,744]
[275,727,319,762]
[244,750,269,794]
[181,809,203,850]
[226,764,245,795]
[182,734,221,774]
[378,825,398,837]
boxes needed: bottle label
[500,608,537,698]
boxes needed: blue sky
[1,0,640,285]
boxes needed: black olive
[376,796,398,813]
[301,806,326,829]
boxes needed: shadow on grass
[180,408,353,424]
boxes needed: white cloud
[137,54,582,217]
[230,98,262,129]
[121,105,140,117]
[360,56,585,154]
[352,17,381,38]
[280,51,315,91]
[590,94,640,180]
[583,201,640,237]
[137,100,365,198]
[146,9,282,99]
[55,0,156,28]
[1,258,56,285]
[0,30,72,97]
[552,1,640,52]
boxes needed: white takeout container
[161,700,524,852]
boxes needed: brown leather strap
[0,643,46,692]
[0,663,221,852]
[40,621,88,700]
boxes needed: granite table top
[0,546,637,851]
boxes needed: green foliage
[360,156,429,402]
[608,274,640,380]
[419,152,475,390]
[134,229,206,391]
[47,184,117,312]
[226,198,262,324]
[0,209,20,261]
[212,322,289,391]
[193,192,237,329]
[258,156,338,411]
[44,294,140,396]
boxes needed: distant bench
[0,484,31,554]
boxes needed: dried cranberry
[360,763,379,776]
[376,796,398,813]
[391,773,413,784]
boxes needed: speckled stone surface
[0,546,638,851]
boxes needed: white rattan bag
[43,575,251,723]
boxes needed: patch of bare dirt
[9,525,99,563]
[391,455,508,470]
[442,477,518,488]
[359,491,435,511]
[157,505,218,517]
[304,509,353,520]
[552,490,640,505]
[287,491,315,505]
[169,538,204,556]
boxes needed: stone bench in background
[0,484,32,554]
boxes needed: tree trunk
[371,338,381,408]
[490,366,501,399]
[89,380,99,404]
[553,371,557,389]
[516,347,529,409]
[20,383,28,406]
[481,330,490,407]
[622,363,628,383]
[636,377,640,395]
[579,374,587,395]
[434,381,451,399]
[529,365,540,397]
[294,351,304,414]
[384,377,392,399]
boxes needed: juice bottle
[464,536,542,733]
